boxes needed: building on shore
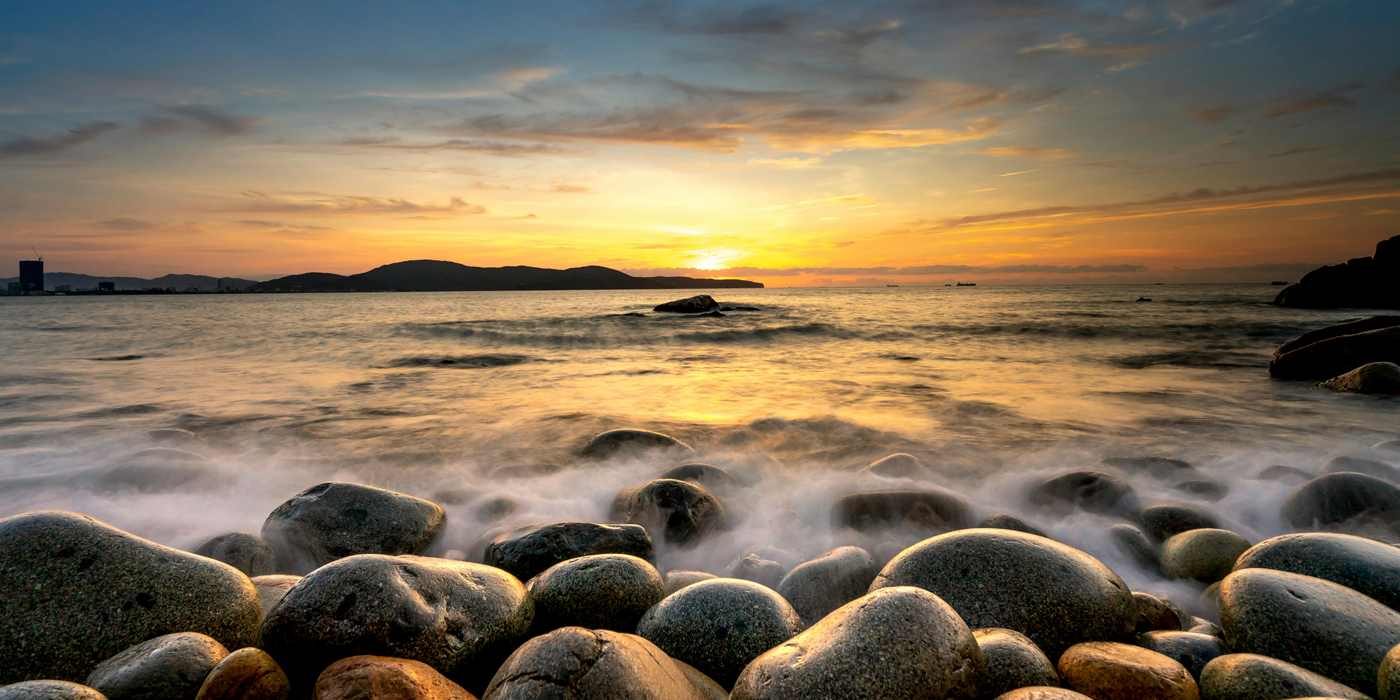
[19,259,43,293]
[98,281,116,292]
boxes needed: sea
[2,284,1396,613]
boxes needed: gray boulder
[870,529,1137,660]
[1027,471,1136,515]
[483,522,655,582]
[609,479,730,548]
[975,627,1059,698]
[1136,631,1224,680]
[1135,504,1218,542]
[1271,323,1400,379]
[659,463,741,492]
[830,489,971,533]
[0,511,262,685]
[728,554,785,589]
[193,532,277,577]
[663,570,716,596]
[1133,592,1182,633]
[483,628,704,700]
[653,295,719,314]
[581,429,693,459]
[0,682,108,700]
[1099,457,1194,479]
[1281,471,1400,531]
[1321,362,1400,394]
[1218,567,1400,696]
[1198,653,1369,700]
[85,633,228,700]
[1108,522,1160,571]
[1256,464,1315,483]
[636,578,804,689]
[527,554,664,634]
[980,514,1048,538]
[776,546,881,626]
[260,482,446,573]
[1323,455,1400,482]
[1159,529,1251,583]
[1234,532,1400,611]
[730,586,984,700]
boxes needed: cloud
[745,157,823,169]
[1017,32,1166,70]
[0,121,119,158]
[1192,106,1236,124]
[93,218,157,230]
[163,106,260,137]
[327,135,572,156]
[1000,169,1039,177]
[972,146,1075,160]
[227,191,488,217]
[138,115,185,135]
[1263,84,1362,118]
[550,184,593,193]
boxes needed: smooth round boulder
[1319,361,1400,394]
[1382,642,1400,700]
[483,628,704,700]
[1198,653,1369,700]
[1174,480,1228,501]
[1137,632,1224,681]
[981,514,1048,538]
[728,554,785,589]
[527,554,664,634]
[581,429,692,459]
[1324,455,1400,481]
[994,690,1093,700]
[609,479,729,548]
[85,633,229,700]
[862,453,926,477]
[1233,532,1400,611]
[1256,465,1315,483]
[870,529,1137,660]
[1028,471,1136,515]
[483,522,655,582]
[670,660,725,700]
[473,498,518,523]
[659,464,741,492]
[194,532,277,577]
[1160,529,1251,583]
[636,578,804,689]
[1057,642,1198,700]
[1134,592,1183,633]
[775,546,880,626]
[1282,471,1400,530]
[313,656,474,700]
[251,575,300,617]
[195,648,290,700]
[258,554,533,692]
[0,682,108,700]
[1109,522,1160,571]
[1100,457,1194,479]
[0,511,262,685]
[663,570,716,596]
[830,489,971,533]
[1218,568,1400,696]
[261,482,446,573]
[731,587,985,700]
[1136,504,1219,542]
[975,628,1059,698]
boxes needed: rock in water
[193,532,278,577]
[1321,362,1400,394]
[731,586,984,700]
[1198,653,1369,700]
[527,554,664,634]
[830,489,971,533]
[980,514,1048,538]
[608,479,730,548]
[1324,455,1400,482]
[0,511,262,685]
[1133,593,1182,633]
[975,628,1060,698]
[581,430,693,459]
[776,546,880,626]
[1136,632,1223,681]
[659,464,742,492]
[260,482,445,573]
[0,682,109,700]
[728,554,785,589]
[1233,532,1400,611]
[862,453,927,477]
[258,554,533,692]
[85,632,229,700]
[1273,236,1400,309]
[483,628,704,700]
[1271,324,1400,379]
[483,522,655,582]
[636,578,804,689]
[869,529,1137,660]
[1218,567,1400,696]
[1159,529,1251,584]
[1057,642,1199,700]
[1135,504,1218,542]
[1256,464,1315,483]
[1281,471,1400,532]
[664,570,716,596]
[1027,471,1136,515]
[653,295,720,313]
[314,656,474,700]
[195,648,290,700]
[1108,523,1161,571]
[1099,457,1194,480]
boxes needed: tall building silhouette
[19,259,43,293]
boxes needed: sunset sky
[2,0,1398,286]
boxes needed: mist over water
[2,285,1397,617]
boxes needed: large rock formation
[1275,234,1400,309]
[1270,316,1400,379]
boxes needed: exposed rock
[1320,362,1400,394]
[0,682,109,700]
[870,529,1137,660]
[1281,471,1400,532]
[653,295,720,313]
[1057,642,1199,700]
[0,511,262,685]
[992,690,1094,700]
[608,479,730,548]
[1100,457,1194,479]
[258,554,533,692]
[195,647,290,700]
[1273,236,1400,309]
[261,482,446,573]
[194,531,277,577]
[980,514,1048,538]
[1108,522,1161,571]
[1271,323,1400,379]
[728,554,785,589]
[1136,504,1219,542]
[1255,465,1315,483]
[1234,532,1400,612]
[314,656,474,700]
[1276,315,1400,357]
[636,578,804,689]
[1134,592,1183,633]
[1160,529,1251,583]
[663,570,716,597]
[483,628,703,700]
[527,554,664,634]
[1173,480,1229,501]
[1381,642,1400,700]
[862,453,927,478]
[730,587,984,700]
[775,546,880,626]
[483,522,655,582]
[1028,471,1137,515]
[830,489,971,533]
[659,464,741,492]
[85,632,229,700]
[581,429,693,460]
[1323,455,1400,482]
[251,575,300,617]
[1136,632,1224,681]
[1218,567,1400,696]
[975,627,1060,698]
[1198,653,1369,700]
[671,660,726,700]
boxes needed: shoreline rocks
[581,429,693,460]
[609,479,729,548]
[830,489,971,533]
[483,522,655,582]
[1273,235,1400,309]
[775,546,880,626]
[1320,361,1400,394]
[653,295,720,314]
[527,554,664,634]
[85,632,229,700]
[261,482,446,574]
[483,628,705,700]
[314,656,474,700]
[1056,642,1199,700]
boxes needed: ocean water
[2,285,1396,613]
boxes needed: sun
[686,249,743,271]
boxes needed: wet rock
[1281,471,1400,531]
[314,656,474,700]
[1270,320,1400,379]
[775,546,880,626]
[1218,567,1400,696]
[1256,465,1315,483]
[659,463,741,492]
[1382,643,1400,700]
[862,453,927,478]
[1320,362,1400,394]
[870,529,1137,660]
[1108,522,1161,571]
[431,487,478,506]
[1100,457,1194,479]
[980,514,1048,538]
[1186,619,1222,639]
[251,575,300,617]
[671,660,726,700]
[483,522,655,582]
[195,647,290,700]
[1275,315,1400,357]
[1028,471,1136,515]
[1057,642,1199,700]
[608,479,729,548]
[663,570,716,597]
[1160,529,1251,584]
[261,482,446,573]
[0,511,261,685]
[483,628,703,700]
[85,632,229,700]
[1136,504,1219,542]
[1137,632,1224,681]
[730,586,984,700]
[194,531,277,577]
[472,497,519,523]
[830,489,971,533]
[653,295,720,314]
[1233,532,1400,611]
[730,545,803,572]
[636,578,804,689]
[975,627,1059,698]
[1198,653,1369,700]
[581,429,694,460]
[1134,592,1183,633]
[258,554,533,692]
[1173,480,1229,501]
[728,554,785,589]
[993,690,1094,700]
[1323,455,1400,482]
[0,682,109,700]
[527,554,664,634]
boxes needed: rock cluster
[1274,234,1400,309]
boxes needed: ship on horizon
[956,281,977,287]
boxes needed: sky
[1,0,1398,286]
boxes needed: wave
[384,354,532,369]
[1109,351,1266,370]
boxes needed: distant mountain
[252,260,763,292]
[0,272,256,292]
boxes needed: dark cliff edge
[1275,234,1400,309]
[250,260,764,292]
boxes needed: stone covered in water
[830,489,971,533]
[975,627,1059,698]
[85,632,229,700]
[658,463,741,492]
[581,429,693,459]
[482,521,655,582]
[776,546,880,626]
[652,295,720,314]
[608,479,729,548]
[313,656,475,700]
[728,554,785,589]
[261,482,446,573]
[862,453,927,477]
[1281,471,1400,532]
[527,553,664,634]
[980,514,1048,538]
[483,628,704,700]
[193,531,278,577]
[1028,471,1136,515]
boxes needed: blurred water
[1,285,1396,613]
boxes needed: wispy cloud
[93,218,157,230]
[0,121,119,158]
[1263,83,1363,118]
[163,106,261,137]
[227,191,488,217]
[973,146,1076,160]
[1191,106,1237,124]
